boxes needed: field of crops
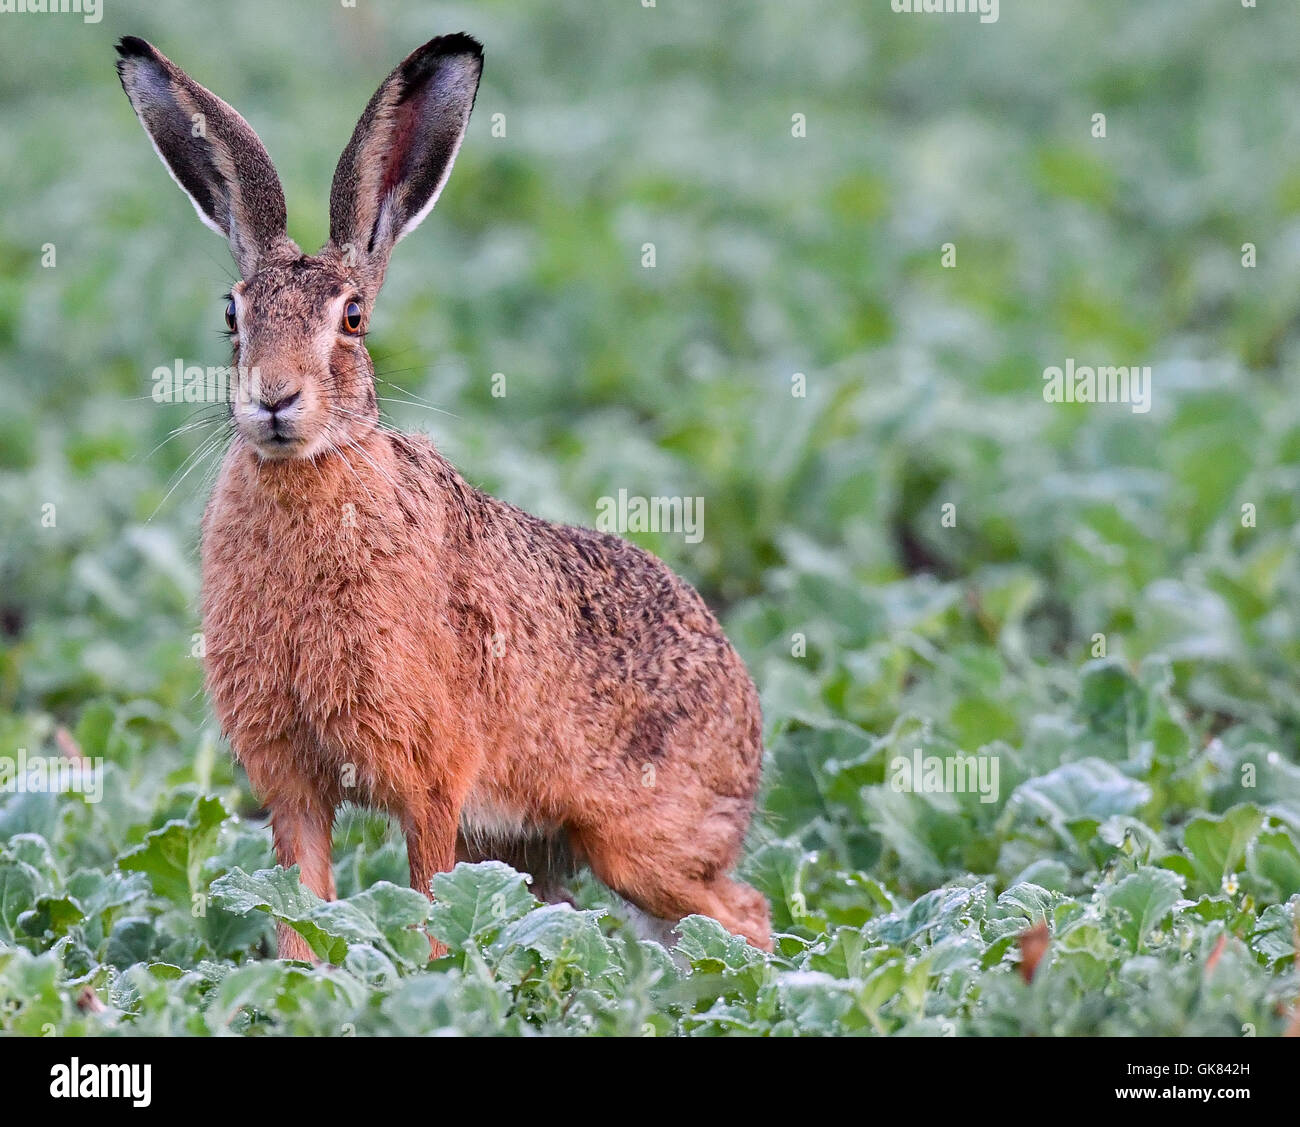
[2,0,1299,1036]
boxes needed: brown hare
[115,32,771,959]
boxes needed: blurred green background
[2,0,1300,1035]
[5,0,1300,742]
[4,0,1298,728]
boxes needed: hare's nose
[257,390,300,418]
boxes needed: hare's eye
[341,301,363,335]
[224,299,237,332]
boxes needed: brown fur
[117,34,771,958]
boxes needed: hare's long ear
[328,33,483,290]
[115,37,290,277]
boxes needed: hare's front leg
[266,788,337,962]
[403,792,461,959]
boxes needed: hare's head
[116,34,482,461]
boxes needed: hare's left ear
[328,33,483,290]
[115,37,290,277]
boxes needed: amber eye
[224,299,237,332]
[341,300,363,335]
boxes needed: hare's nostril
[258,390,301,416]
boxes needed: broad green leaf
[427,862,538,951]
[870,884,977,947]
[777,970,858,1033]
[208,866,346,964]
[19,894,84,938]
[119,794,229,905]
[106,916,156,966]
[4,834,60,885]
[311,882,430,969]
[996,882,1058,923]
[0,949,64,1034]
[1248,829,1300,899]
[1248,903,1296,966]
[378,970,513,1036]
[1007,759,1150,845]
[675,915,764,972]
[491,903,612,982]
[0,860,41,945]
[1105,867,1184,952]
[1181,805,1266,895]
[856,958,905,1032]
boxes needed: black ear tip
[114,35,156,60]
[429,32,484,60]
[398,32,484,88]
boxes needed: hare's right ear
[328,33,483,291]
[115,37,289,277]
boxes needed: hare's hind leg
[685,876,771,951]
[572,809,772,952]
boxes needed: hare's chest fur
[199,454,474,799]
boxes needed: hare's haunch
[116,32,771,956]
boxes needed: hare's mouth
[238,419,312,460]
[235,394,319,459]
[248,431,314,461]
